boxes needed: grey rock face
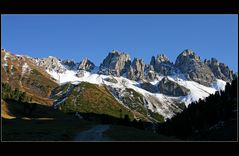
[104,77,118,83]
[159,77,190,96]
[146,70,157,81]
[144,64,157,81]
[127,66,136,80]
[205,58,233,81]
[150,54,175,75]
[219,63,233,81]
[36,56,66,73]
[140,82,158,93]
[78,58,95,72]
[175,49,215,86]
[76,70,85,78]
[129,58,145,80]
[99,50,131,76]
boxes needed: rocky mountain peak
[175,49,201,66]
[35,56,66,73]
[156,54,170,63]
[150,54,175,76]
[181,49,194,55]
[132,58,144,68]
[219,63,233,81]
[99,50,131,76]
[204,58,233,82]
[127,58,145,80]
[211,57,219,64]
[175,50,214,86]
[78,58,95,72]
[46,56,61,63]
[111,49,120,54]
[61,59,76,70]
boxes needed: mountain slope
[1,48,234,121]
[1,49,58,105]
[50,82,153,122]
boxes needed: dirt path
[74,124,111,141]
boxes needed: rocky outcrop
[126,66,136,80]
[159,77,190,96]
[219,63,233,81]
[78,58,95,72]
[76,70,85,78]
[133,58,145,79]
[150,54,175,75]
[140,82,158,93]
[205,58,233,81]
[144,64,157,81]
[99,50,131,76]
[175,49,215,86]
[61,59,76,70]
[104,77,118,83]
[127,58,145,80]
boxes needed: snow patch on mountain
[16,54,23,57]
[212,79,227,91]
[46,65,227,118]
[47,69,105,85]
[102,76,178,118]
[47,70,78,84]
[166,76,223,106]
[22,63,30,75]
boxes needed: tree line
[2,83,37,117]
[2,83,32,103]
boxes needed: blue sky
[1,14,238,72]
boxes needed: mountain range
[1,48,236,122]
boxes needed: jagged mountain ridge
[1,48,234,120]
[15,48,233,84]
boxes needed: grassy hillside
[51,82,165,123]
[1,50,58,106]
[2,98,174,141]
[54,82,135,120]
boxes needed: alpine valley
[1,48,237,141]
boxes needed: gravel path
[74,124,111,141]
